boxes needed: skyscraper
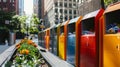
[44,0,77,28]
[33,0,38,16]
[18,0,24,15]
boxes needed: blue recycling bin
[53,35,57,55]
[67,33,76,65]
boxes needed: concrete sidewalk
[0,38,38,54]
[0,39,21,54]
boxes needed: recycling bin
[42,31,45,48]
[66,16,82,66]
[80,9,104,67]
[44,29,50,50]
[53,27,58,55]
[8,32,16,46]
[38,32,41,46]
[49,25,55,53]
[99,2,120,67]
[38,31,45,48]
[58,20,69,60]
[67,33,75,65]
[49,28,53,52]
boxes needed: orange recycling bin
[44,29,50,50]
[99,2,120,67]
[80,9,104,67]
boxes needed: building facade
[38,0,44,19]
[0,0,18,14]
[18,0,24,15]
[33,0,38,16]
[44,0,77,28]
[77,0,101,16]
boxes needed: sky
[24,0,33,16]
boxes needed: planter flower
[5,38,48,67]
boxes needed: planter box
[1,39,51,67]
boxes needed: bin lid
[49,24,56,30]
[68,16,80,24]
[82,9,100,20]
[61,20,69,26]
[105,2,120,13]
[55,23,61,28]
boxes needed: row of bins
[38,2,120,67]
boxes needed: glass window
[60,9,63,13]
[55,9,58,13]
[69,10,72,14]
[73,0,76,2]
[65,16,68,20]
[73,4,76,7]
[60,15,63,20]
[0,0,1,2]
[69,15,72,19]
[69,0,72,1]
[3,0,7,2]
[74,16,76,18]
[64,10,67,14]
[64,3,67,7]
[13,0,14,2]
[12,4,15,6]
[55,2,58,6]
[60,2,62,7]
[55,15,58,19]
[74,10,76,14]
[69,3,72,8]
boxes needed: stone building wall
[78,0,101,16]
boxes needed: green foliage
[29,14,40,34]
[6,39,42,67]
[11,15,28,33]
[29,26,39,34]
[5,61,13,67]
[104,0,119,7]
[0,11,15,21]
[18,15,28,24]
[10,15,20,31]
[30,14,40,24]
[0,10,15,31]
[18,15,28,33]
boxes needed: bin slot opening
[81,17,95,35]
[105,10,120,34]
[60,26,64,34]
[54,27,57,35]
[68,23,75,34]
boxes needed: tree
[10,15,20,31]
[19,15,28,33]
[10,15,28,34]
[29,14,40,34]
[0,11,15,44]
